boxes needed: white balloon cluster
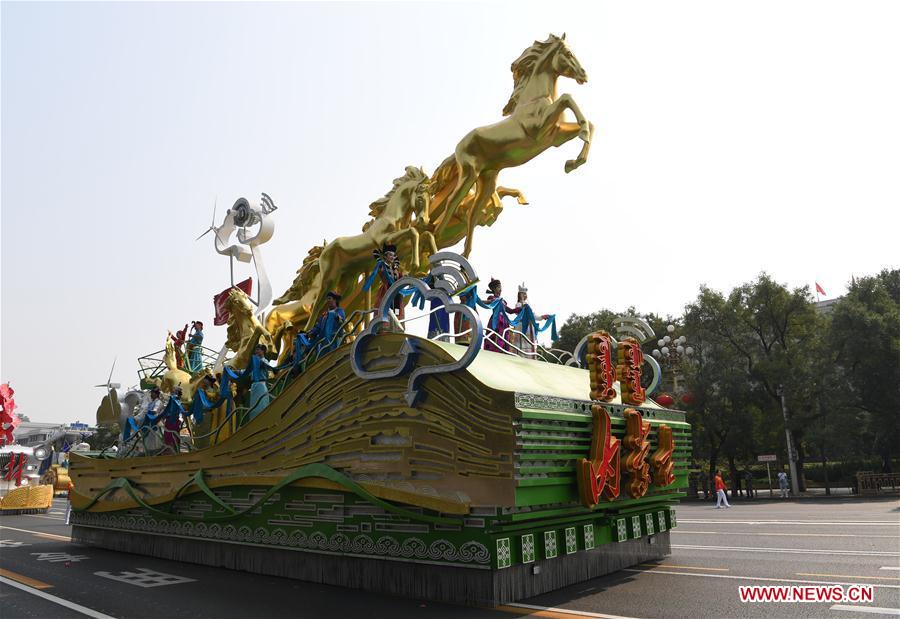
[651,325,694,360]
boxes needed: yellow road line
[640,563,729,572]
[0,568,53,590]
[797,572,900,582]
[496,603,638,619]
[0,524,71,541]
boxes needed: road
[1,497,898,618]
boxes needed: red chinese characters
[587,331,617,402]
[623,408,651,498]
[576,405,621,508]
[651,424,676,487]
[616,337,646,405]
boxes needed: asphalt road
[1,497,898,619]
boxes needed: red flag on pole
[815,282,827,297]
[213,278,253,326]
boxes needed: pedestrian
[715,470,731,508]
[745,469,754,499]
[777,470,789,498]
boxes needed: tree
[828,269,900,472]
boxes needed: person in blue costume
[483,278,522,352]
[160,387,187,453]
[308,291,346,355]
[186,321,204,372]
[508,283,556,357]
[233,344,278,423]
[362,244,405,320]
[422,274,450,341]
[288,329,314,376]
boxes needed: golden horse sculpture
[154,336,217,403]
[433,33,592,257]
[266,168,527,343]
[222,287,283,370]
[266,34,588,338]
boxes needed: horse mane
[363,166,429,228]
[502,35,559,116]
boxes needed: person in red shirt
[715,471,731,508]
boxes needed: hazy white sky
[2,1,898,424]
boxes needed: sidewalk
[683,486,900,502]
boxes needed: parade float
[68,35,691,605]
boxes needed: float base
[72,525,670,605]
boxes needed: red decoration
[0,383,19,447]
[587,331,617,402]
[654,393,674,407]
[213,278,253,326]
[650,424,676,487]
[576,405,621,508]
[616,338,646,405]
[4,452,27,486]
[680,392,695,406]
[623,408,652,498]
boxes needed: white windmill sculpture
[197,193,279,318]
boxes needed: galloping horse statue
[300,166,436,330]
[431,33,592,257]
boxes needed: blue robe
[308,307,346,354]
[187,331,204,372]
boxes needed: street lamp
[651,325,693,393]
[776,384,801,496]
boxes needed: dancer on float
[186,321,204,372]
[482,278,522,352]
[363,243,406,322]
[307,291,347,355]
[508,283,557,357]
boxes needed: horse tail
[427,154,460,225]
[273,244,323,304]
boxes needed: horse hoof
[565,160,580,173]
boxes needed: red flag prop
[213,278,253,326]
[815,282,827,296]
[4,452,27,486]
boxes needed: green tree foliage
[827,269,900,471]
[555,268,900,488]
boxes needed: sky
[2,1,898,424]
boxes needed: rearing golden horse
[432,33,593,257]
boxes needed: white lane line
[0,575,116,619]
[829,604,900,615]
[622,568,900,590]
[882,567,900,571]
[673,544,899,557]
[502,603,639,618]
[0,525,72,541]
[680,520,900,526]
[675,530,900,539]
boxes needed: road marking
[680,519,899,526]
[797,572,900,582]
[94,568,196,588]
[0,575,116,618]
[26,514,66,521]
[675,530,899,539]
[829,604,900,616]
[0,525,71,541]
[0,539,31,548]
[0,568,53,589]
[672,544,900,557]
[497,603,640,618]
[883,567,900,571]
[640,563,729,572]
[31,552,89,563]
[623,568,900,589]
